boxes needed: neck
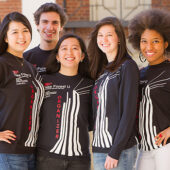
[39,40,58,51]
[59,67,78,76]
[7,49,23,58]
[106,50,117,62]
[149,58,166,66]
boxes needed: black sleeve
[88,88,94,131]
[0,62,5,87]
[23,50,31,61]
[108,60,139,160]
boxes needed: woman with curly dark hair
[128,8,170,170]
[88,17,139,170]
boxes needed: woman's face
[97,24,119,61]
[57,37,84,72]
[140,29,168,65]
[5,21,31,57]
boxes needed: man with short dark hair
[24,2,67,74]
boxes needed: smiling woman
[0,12,44,170]
[35,33,94,170]
[87,16,139,170]
[128,8,170,170]
[5,21,31,58]
[140,29,168,65]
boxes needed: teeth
[17,41,25,44]
[45,31,55,35]
[102,44,109,47]
[146,52,154,56]
[65,57,74,61]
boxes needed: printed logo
[12,70,19,75]
[12,70,31,85]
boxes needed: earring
[139,51,146,63]
[57,60,60,63]
[80,59,83,63]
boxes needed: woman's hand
[104,155,118,170]
[155,127,170,146]
[0,130,16,144]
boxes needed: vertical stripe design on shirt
[25,74,44,147]
[93,72,119,148]
[50,79,93,156]
[139,71,170,151]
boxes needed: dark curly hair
[34,2,68,27]
[128,8,170,52]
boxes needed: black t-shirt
[139,61,170,151]
[0,52,44,154]
[24,46,53,74]
[37,72,94,160]
[92,59,139,160]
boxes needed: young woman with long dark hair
[88,17,139,170]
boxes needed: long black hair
[46,33,91,79]
[0,12,32,55]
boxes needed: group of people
[0,2,169,170]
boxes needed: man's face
[37,11,63,44]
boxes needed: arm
[108,60,139,160]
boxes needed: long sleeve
[108,60,139,159]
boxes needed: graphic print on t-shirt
[139,71,170,151]
[24,73,44,147]
[49,78,92,156]
[92,71,120,148]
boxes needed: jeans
[136,143,170,170]
[0,153,35,170]
[93,145,137,170]
[36,155,91,170]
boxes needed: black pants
[36,155,91,170]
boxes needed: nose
[146,42,153,50]
[46,23,53,30]
[103,36,108,41]
[67,48,73,54]
[18,32,24,39]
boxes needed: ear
[59,26,63,32]
[36,24,40,32]
[165,41,169,49]
[56,54,60,62]
[80,53,85,62]
[5,36,8,43]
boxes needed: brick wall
[62,0,89,21]
[0,0,21,22]
[152,0,170,10]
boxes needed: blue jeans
[0,153,35,170]
[36,155,90,170]
[93,145,137,170]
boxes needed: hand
[104,155,118,170]
[0,130,16,144]
[155,127,170,146]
